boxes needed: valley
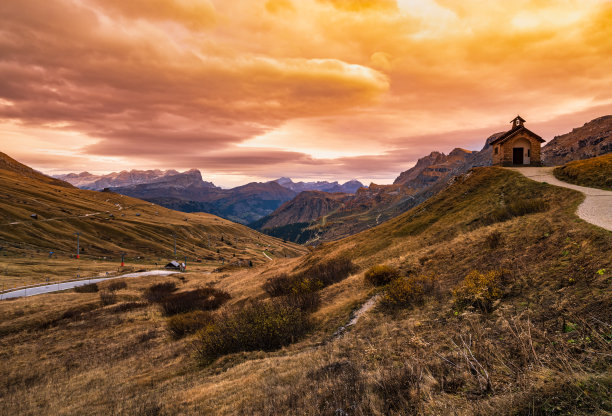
[1,162,610,415]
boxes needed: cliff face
[393,151,446,185]
[542,115,612,165]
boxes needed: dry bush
[106,280,127,292]
[452,270,502,313]
[381,275,438,309]
[159,288,230,316]
[373,362,424,415]
[142,282,177,303]
[74,283,98,293]
[484,231,503,249]
[364,264,400,286]
[194,300,310,364]
[107,301,147,314]
[262,273,293,297]
[483,198,549,224]
[99,290,117,306]
[166,310,214,339]
[263,256,356,300]
[298,256,356,287]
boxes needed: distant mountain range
[55,169,189,190]
[56,169,364,225]
[274,177,364,193]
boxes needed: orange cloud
[0,0,611,186]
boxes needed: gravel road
[510,167,612,231]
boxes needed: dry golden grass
[1,167,611,415]
[0,167,306,280]
[553,152,612,190]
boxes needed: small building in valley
[491,116,545,166]
[165,260,185,271]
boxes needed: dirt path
[509,167,612,231]
[332,294,380,338]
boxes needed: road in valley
[0,270,177,300]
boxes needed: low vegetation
[481,197,549,225]
[381,274,438,309]
[364,264,400,286]
[158,287,231,316]
[166,310,214,339]
[105,280,127,291]
[99,290,117,305]
[263,256,356,299]
[452,269,504,313]
[142,281,177,302]
[194,300,310,364]
[73,283,99,293]
[553,152,612,190]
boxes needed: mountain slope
[542,115,612,165]
[0,154,305,264]
[0,152,73,189]
[252,190,349,230]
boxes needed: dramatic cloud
[0,0,611,185]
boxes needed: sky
[1,0,611,187]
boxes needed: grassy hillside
[553,153,612,190]
[1,167,610,414]
[0,164,306,287]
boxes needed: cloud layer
[1,0,611,185]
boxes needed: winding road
[0,270,177,300]
[510,167,612,231]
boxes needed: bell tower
[511,115,525,128]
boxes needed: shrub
[194,300,310,364]
[298,256,356,287]
[106,280,127,292]
[483,198,549,224]
[99,290,117,305]
[286,289,321,312]
[262,273,294,297]
[381,275,436,309]
[263,256,356,299]
[159,287,231,316]
[143,282,177,303]
[484,231,503,249]
[452,270,502,313]
[74,283,98,293]
[365,264,400,286]
[167,310,214,339]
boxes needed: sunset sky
[1,0,611,187]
